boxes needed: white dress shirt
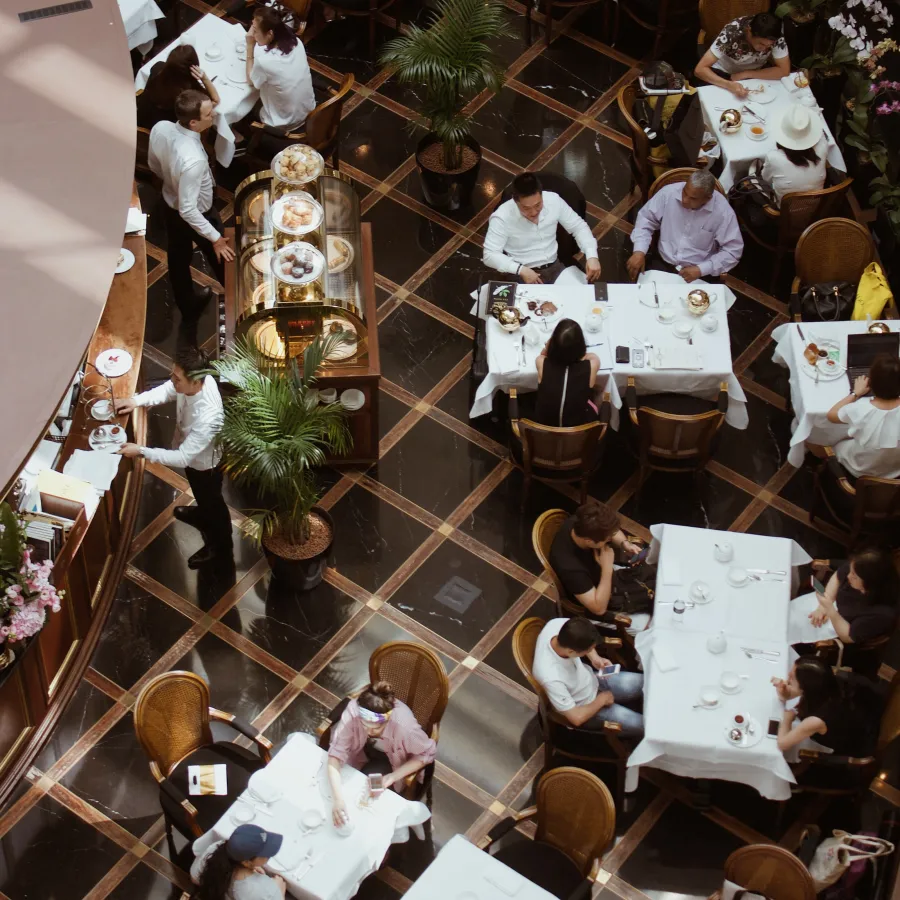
[133,375,224,470]
[835,400,900,479]
[483,191,598,274]
[759,137,828,206]
[148,121,219,243]
[250,41,316,129]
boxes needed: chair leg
[521,473,532,511]
[165,814,178,861]
[368,10,376,58]
[525,0,533,44]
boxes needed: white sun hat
[771,103,824,151]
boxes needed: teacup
[109,425,122,438]
[732,713,749,733]
[319,387,337,404]
[748,124,766,140]
[585,309,604,333]
[720,671,741,693]
[698,688,719,708]
[727,566,750,586]
[657,309,676,325]
[714,541,734,563]
[700,313,718,333]
[300,809,323,832]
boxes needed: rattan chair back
[532,510,583,614]
[648,167,726,198]
[698,0,768,50]
[794,217,875,286]
[778,179,853,246]
[134,671,213,776]
[306,73,354,152]
[369,642,449,736]
[629,400,726,471]
[535,767,615,876]
[517,417,606,474]
[511,617,549,699]
[724,845,816,900]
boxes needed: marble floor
[0,1,894,898]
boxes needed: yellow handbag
[852,262,894,321]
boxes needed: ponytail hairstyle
[253,7,298,55]
[195,842,237,900]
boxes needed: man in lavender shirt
[626,170,743,284]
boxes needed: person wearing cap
[753,104,828,206]
[326,680,436,826]
[191,823,287,900]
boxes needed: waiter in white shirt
[116,346,232,569]
[483,172,601,285]
[148,90,235,322]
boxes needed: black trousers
[185,466,232,551]
[163,204,225,318]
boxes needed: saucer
[748,128,768,141]
[204,44,223,61]
[230,805,255,824]
[340,388,365,411]
[724,717,763,748]
[727,567,750,587]
[673,322,693,340]
[300,809,324,831]
[689,580,713,604]
[88,425,126,452]
[696,686,720,709]
[657,312,676,325]
[96,348,133,378]
[719,672,743,694]
[115,248,135,274]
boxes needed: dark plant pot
[263,506,334,591]
[416,133,482,212]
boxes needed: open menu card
[188,764,228,796]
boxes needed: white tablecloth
[135,14,258,166]
[193,734,431,900]
[626,524,813,800]
[118,0,164,52]
[771,320,877,466]
[403,835,557,900]
[469,282,748,429]
[789,591,838,645]
[696,81,846,192]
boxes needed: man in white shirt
[116,346,232,568]
[148,90,235,322]
[532,617,644,738]
[483,172,602,285]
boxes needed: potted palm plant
[380,0,507,212]
[212,332,352,590]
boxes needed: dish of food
[271,242,325,285]
[272,192,323,234]
[274,145,324,183]
[227,61,248,84]
[327,235,354,273]
[249,249,271,275]
[525,300,558,318]
[323,318,359,361]
[115,248,135,274]
[743,82,775,103]
[246,193,268,226]
[89,424,126,452]
[252,319,286,359]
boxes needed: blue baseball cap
[226,824,283,862]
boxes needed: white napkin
[788,592,837,645]
[63,449,122,492]
[247,771,282,804]
[722,880,766,900]
[662,561,682,586]
[653,642,680,673]
[650,344,703,370]
[125,207,147,234]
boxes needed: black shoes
[188,544,225,569]
[173,505,203,525]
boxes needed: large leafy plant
[380,0,507,171]
[212,333,351,548]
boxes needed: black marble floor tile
[570,5,650,63]
[365,197,456,286]
[261,692,331,754]
[587,425,639,502]
[729,236,795,301]
[482,593,557,690]
[233,573,362,672]
[387,539,527,652]
[0,793,126,899]
[413,239,487,322]
[377,302,471,397]
[107,861,181,900]
[741,341,791,399]
[326,484,432,593]
[593,226,632,284]
[516,35,629,113]
[90,577,192,690]
[618,468,753,531]
[144,276,218,358]
[340,100,425,182]
[34,679,116,772]
[492,4,539,67]
[133,469,180,537]
[746,506,848,560]
[371,415,499,519]
[435,376,509,448]
[456,468,576,575]
[468,87,574,168]
[615,800,744,900]
[304,18,398,82]
[541,127,632,211]
[378,389,412,439]
[595,96,632,135]
[776,461,819,514]
[437,671,540,795]
[726,294,777,361]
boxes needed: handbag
[727,170,776,208]
[799,281,856,322]
[852,262,893,321]
[808,830,894,892]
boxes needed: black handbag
[799,281,856,322]
[727,171,776,208]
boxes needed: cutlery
[748,572,785,582]
[653,280,659,308]
[746,568,786,576]
[688,336,693,345]
[239,798,274,817]
[520,334,526,367]
[796,323,806,341]
[742,647,780,656]
[742,650,779,662]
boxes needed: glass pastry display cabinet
[222,145,381,464]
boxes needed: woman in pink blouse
[326,681,436,826]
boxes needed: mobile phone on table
[628,547,650,566]
[767,718,780,739]
[367,773,385,798]
[632,348,645,368]
[615,345,630,364]
[811,575,826,595]
[598,664,621,677]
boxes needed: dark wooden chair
[620,0,698,60]
[508,388,611,507]
[697,0,769,55]
[617,83,671,205]
[788,218,878,323]
[527,0,617,46]
[720,844,817,900]
[133,671,272,848]
[245,73,355,170]
[648,165,726,198]
[319,0,399,57]
[511,623,629,799]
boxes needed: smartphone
[367,773,384,798]
[767,718,780,739]
[632,348,645,368]
[615,345,630,364]
[811,575,826,595]
[628,547,650,566]
[598,664,621,677]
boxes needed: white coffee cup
[319,387,337,404]
[657,309,676,325]
[699,688,719,707]
[585,310,604,333]
[720,671,740,692]
[700,313,718,333]
[714,541,734,563]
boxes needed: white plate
[727,567,750,588]
[88,425,126,452]
[115,248,135,274]
[231,805,255,824]
[326,235,355,274]
[340,388,365,410]
[228,61,248,83]
[743,82,776,104]
[300,809,324,831]
[89,399,115,421]
[673,324,693,340]
[689,580,713,604]
[800,356,845,381]
[96,348,133,378]
[724,717,764,748]
[696,686,721,709]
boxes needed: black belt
[531,259,559,271]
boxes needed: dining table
[191,733,431,900]
[625,523,814,800]
[469,281,748,430]
[696,78,846,192]
[118,0,164,53]
[135,14,258,166]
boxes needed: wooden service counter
[0,196,148,804]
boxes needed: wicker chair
[527,0,617,46]
[648,166,726,198]
[620,0,698,58]
[531,510,637,665]
[740,177,854,291]
[789,218,878,322]
[133,672,273,846]
[245,73,355,170]
[508,388,611,507]
[722,844,817,900]
[316,641,448,804]
[811,447,900,546]
[478,767,616,897]
[618,83,675,205]
[697,0,769,54]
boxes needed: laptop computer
[846,332,900,392]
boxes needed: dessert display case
[224,146,381,464]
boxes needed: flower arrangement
[0,502,63,652]
[827,0,894,62]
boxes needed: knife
[520,334,526,367]
[797,323,806,341]
[746,568,787,575]
[653,280,659,307]
[741,647,780,657]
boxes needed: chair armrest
[210,708,273,763]
[716,381,728,413]
[159,776,203,837]
[762,204,780,218]
[600,637,623,649]
[798,749,876,767]
[508,387,519,421]
[624,377,639,424]
[790,278,802,322]
[598,392,611,425]
[823,447,856,494]
[249,120,291,138]
[478,805,538,849]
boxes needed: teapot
[706,630,727,655]
[685,289,711,316]
[719,109,742,134]
[497,306,522,332]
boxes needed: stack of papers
[125,207,147,234]
[63,449,122,492]
[650,344,703,370]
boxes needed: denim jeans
[580,671,645,740]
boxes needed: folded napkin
[652,642,679,673]
[661,561,682,586]
[247,771,281,804]
[650,344,703,370]
[63,449,121,492]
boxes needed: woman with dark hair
[246,7,315,129]
[695,12,790,100]
[190,823,287,900]
[825,354,900,478]
[137,44,219,129]
[534,318,600,427]
[326,681,436,827]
